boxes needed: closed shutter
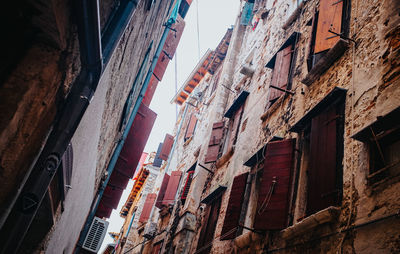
[153,143,163,167]
[185,114,198,140]
[205,122,225,163]
[153,51,170,81]
[227,105,244,150]
[162,171,182,205]
[241,1,254,25]
[307,106,338,215]
[254,139,295,230]
[163,15,185,59]
[160,134,174,161]
[314,0,343,53]
[155,174,170,208]
[181,171,194,201]
[268,45,293,105]
[220,172,248,240]
[143,74,159,106]
[139,193,157,223]
[307,10,318,71]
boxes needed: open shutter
[314,0,343,53]
[220,172,248,240]
[155,174,170,208]
[162,171,182,205]
[153,143,163,167]
[153,51,170,81]
[205,122,225,163]
[143,74,159,106]
[181,171,194,201]
[185,114,198,140]
[254,139,295,230]
[227,105,244,150]
[139,193,157,223]
[163,15,185,59]
[307,106,338,215]
[241,1,254,25]
[160,134,174,161]
[268,45,293,104]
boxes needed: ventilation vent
[82,216,109,253]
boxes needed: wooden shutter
[196,197,222,254]
[307,106,338,215]
[160,134,174,161]
[143,74,159,106]
[205,122,225,163]
[162,171,182,205]
[181,171,194,201]
[163,15,185,59]
[227,105,244,150]
[139,193,157,222]
[185,114,198,140]
[220,172,248,240]
[155,174,170,208]
[152,241,163,254]
[153,51,170,81]
[307,10,318,71]
[254,139,295,230]
[314,0,343,53]
[268,45,293,104]
[241,1,254,25]
[153,143,163,167]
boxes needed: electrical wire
[196,0,201,60]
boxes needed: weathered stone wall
[155,0,400,253]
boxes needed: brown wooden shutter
[307,10,318,71]
[268,45,293,105]
[185,114,198,140]
[160,134,174,161]
[254,139,295,230]
[152,241,163,254]
[204,122,225,163]
[220,172,248,240]
[153,51,170,81]
[307,106,338,215]
[314,0,343,53]
[227,105,244,150]
[143,74,159,106]
[155,174,170,208]
[139,193,157,222]
[162,171,182,205]
[163,15,185,59]
[196,197,222,254]
[181,171,194,201]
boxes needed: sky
[100,0,240,252]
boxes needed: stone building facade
[0,0,189,253]
[118,0,400,253]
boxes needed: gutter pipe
[0,0,103,253]
[76,0,181,250]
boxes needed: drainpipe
[0,0,103,253]
[76,0,181,250]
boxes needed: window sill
[234,231,263,249]
[260,95,287,122]
[216,147,234,168]
[282,1,306,30]
[301,39,349,86]
[184,136,193,147]
[281,206,340,239]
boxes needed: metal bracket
[198,163,214,174]
[238,224,264,235]
[270,85,295,95]
[328,30,356,44]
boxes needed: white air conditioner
[82,216,109,253]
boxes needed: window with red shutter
[162,171,182,206]
[160,134,174,161]
[220,172,249,240]
[155,174,170,208]
[180,171,194,205]
[205,122,225,163]
[185,114,198,141]
[139,193,157,223]
[254,139,295,231]
[163,15,185,59]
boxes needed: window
[196,195,222,254]
[290,87,346,216]
[241,0,255,26]
[303,0,350,86]
[160,134,174,161]
[184,114,198,142]
[204,122,225,163]
[265,33,298,109]
[181,170,194,205]
[161,171,182,206]
[352,107,400,186]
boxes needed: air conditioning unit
[143,222,157,239]
[82,216,109,253]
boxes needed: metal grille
[82,216,109,252]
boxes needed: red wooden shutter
[162,171,182,205]
[163,15,185,59]
[254,139,295,230]
[185,114,198,140]
[143,74,159,106]
[155,174,170,208]
[314,0,343,53]
[268,45,293,105]
[160,134,174,161]
[307,106,338,215]
[204,122,225,163]
[220,172,248,240]
[181,171,194,201]
[139,193,157,222]
[153,51,170,81]
[227,105,244,150]
[152,241,163,254]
